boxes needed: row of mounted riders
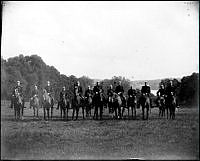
[10,89,177,121]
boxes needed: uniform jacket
[31,88,39,97]
[128,88,136,96]
[115,85,124,94]
[157,88,165,97]
[141,85,151,94]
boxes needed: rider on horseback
[85,85,93,99]
[107,85,114,113]
[107,85,114,101]
[115,81,126,106]
[128,86,136,98]
[45,81,54,99]
[165,80,179,107]
[156,84,165,106]
[11,80,25,109]
[31,85,39,99]
[74,81,83,102]
[60,86,68,102]
[141,82,152,107]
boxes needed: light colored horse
[84,94,93,117]
[30,95,40,118]
[42,89,52,120]
[158,96,165,117]
[112,92,123,119]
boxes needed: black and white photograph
[1,1,199,160]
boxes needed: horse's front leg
[166,107,169,119]
[33,107,35,117]
[134,105,136,119]
[63,108,66,120]
[122,106,125,119]
[72,106,75,120]
[43,108,46,120]
[142,106,145,120]
[47,109,50,120]
[146,106,149,120]
[82,106,85,119]
[131,106,134,119]
[51,106,53,119]
[76,106,79,120]
[100,105,103,120]
[66,106,69,120]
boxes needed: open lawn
[1,101,199,160]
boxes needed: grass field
[1,101,199,160]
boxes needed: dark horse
[165,94,177,119]
[72,95,85,120]
[138,94,151,120]
[93,92,105,120]
[122,95,137,119]
[57,96,70,120]
[13,89,23,120]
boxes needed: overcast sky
[1,1,199,80]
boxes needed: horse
[138,94,151,120]
[157,96,165,117]
[92,91,104,120]
[13,89,23,120]
[30,95,40,118]
[165,94,176,119]
[84,94,93,117]
[107,95,114,114]
[57,95,70,120]
[42,89,52,120]
[122,95,137,119]
[72,95,85,120]
[112,92,124,119]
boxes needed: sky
[1,1,199,80]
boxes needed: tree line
[1,54,198,106]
